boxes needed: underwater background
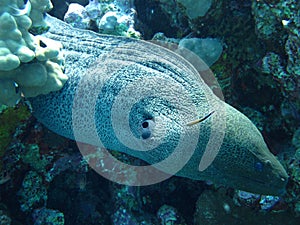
[0,0,299,224]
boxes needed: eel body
[29,15,288,195]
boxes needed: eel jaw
[212,157,289,196]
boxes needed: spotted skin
[30,16,288,195]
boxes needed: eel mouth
[212,162,289,196]
[236,174,288,196]
[213,165,288,195]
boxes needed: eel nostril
[142,121,149,128]
[141,119,154,139]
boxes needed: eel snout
[213,104,289,195]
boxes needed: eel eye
[254,162,264,172]
[141,119,155,139]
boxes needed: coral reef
[0,0,67,106]
[152,33,223,68]
[157,204,187,225]
[22,144,50,174]
[29,0,54,34]
[252,0,299,40]
[0,206,11,225]
[64,0,140,37]
[178,37,223,67]
[194,189,298,225]
[63,3,90,29]
[176,0,212,19]
[45,153,88,182]
[18,171,48,212]
[284,129,300,216]
[252,0,300,136]
[0,104,30,167]
[234,190,282,212]
[111,206,139,225]
[32,208,64,225]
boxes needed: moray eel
[29,15,288,195]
